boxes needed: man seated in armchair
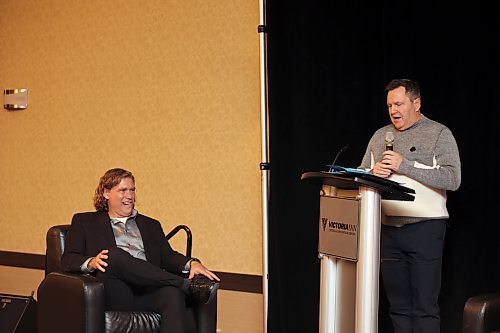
[61,168,220,333]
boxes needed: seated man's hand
[88,249,109,272]
[189,261,220,281]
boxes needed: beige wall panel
[0,1,262,275]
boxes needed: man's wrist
[183,258,201,273]
[81,257,95,273]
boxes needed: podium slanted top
[301,166,415,201]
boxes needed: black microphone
[385,132,394,151]
[328,144,349,172]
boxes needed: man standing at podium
[359,79,461,333]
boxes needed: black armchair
[463,293,500,333]
[37,225,217,333]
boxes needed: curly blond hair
[94,168,135,211]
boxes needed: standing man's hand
[373,161,392,178]
[382,150,403,172]
[373,150,404,178]
[88,249,109,272]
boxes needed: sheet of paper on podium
[325,165,371,175]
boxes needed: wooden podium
[301,169,414,333]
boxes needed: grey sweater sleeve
[398,127,461,191]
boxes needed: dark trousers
[96,247,196,333]
[380,219,447,333]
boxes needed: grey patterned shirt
[110,209,146,261]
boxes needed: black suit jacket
[61,211,189,274]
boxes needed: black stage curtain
[266,1,500,332]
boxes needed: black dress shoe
[187,275,220,304]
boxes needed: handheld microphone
[385,132,394,151]
[328,144,349,172]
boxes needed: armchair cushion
[105,311,160,333]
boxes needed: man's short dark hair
[385,79,421,101]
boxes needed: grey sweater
[359,115,461,226]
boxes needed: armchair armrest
[38,272,105,333]
[463,293,500,333]
[166,225,192,257]
[166,225,218,332]
[193,296,218,333]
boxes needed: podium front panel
[319,196,359,261]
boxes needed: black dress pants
[380,219,447,333]
[96,247,196,333]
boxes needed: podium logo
[321,217,357,235]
